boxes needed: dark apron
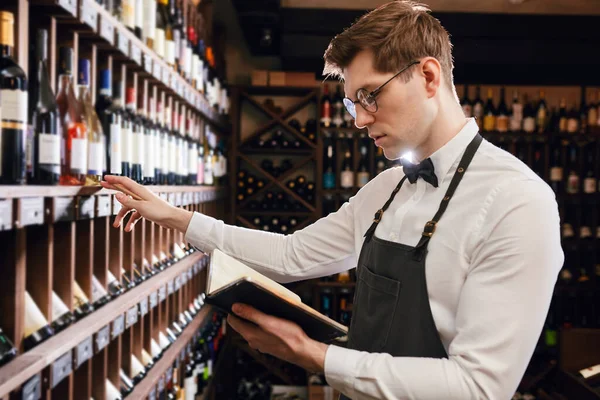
[339,134,482,400]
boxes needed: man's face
[343,50,435,160]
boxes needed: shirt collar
[428,118,480,183]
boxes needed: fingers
[103,175,152,200]
[227,314,263,348]
[231,303,279,333]
[113,201,134,228]
[124,210,143,232]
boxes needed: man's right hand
[101,175,193,233]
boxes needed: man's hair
[323,1,454,87]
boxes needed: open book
[205,249,348,343]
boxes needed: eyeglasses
[342,61,420,119]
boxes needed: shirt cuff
[184,211,218,252]
[324,344,361,397]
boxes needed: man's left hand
[227,303,329,373]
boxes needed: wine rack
[230,85,322,233]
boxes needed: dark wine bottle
[0,11,28,185]
[29,29,59,185]
[0,327,17,367]
[96,70,123,178]
[126,87,143,183]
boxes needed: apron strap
[364,175,408,242]
[414,133,483,256]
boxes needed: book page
[208,249,301,303]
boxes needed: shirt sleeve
[184,196,359,284]
[324,178,564,400]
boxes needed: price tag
[0,199,13,230]
[126,305,138,328]
[79,0,98,30]
[99,16,115,45]
[117,31,130,57]
[175,276,181,291]
[144,53,153,74]
[17,197,44,227]
[112,314,125,339]
[74,336,93,369]
[167,280,174,295]
[58,0,77,17]
[158,285,166,302]
[78,196,95,219]
[148,387,157,400]
[175,192,182,207]
[149,291,158,309]
[139,297,148,316]
[51,351,72,388]
[96,195,111,218]
[21,373,41,400]
[95,325,110,352]
[131,44,142,66]
[113,196,123,215]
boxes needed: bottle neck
[58,74,73,92]
[0,44,13,59]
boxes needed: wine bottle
[332,85,344,128]
[187,113,197,185]
[536,90,548,133]
[126,87,143,183]
[320,85,331,128]
[78,59,104,184]
[0,12,28,185]
[509,91,523,132]
[558,98,568,133]
[106,270,125,297]
[56,47,87,185]
[340,149,354,189]
[130,354,147,384]
[356,137,370,188]
[119,369,134,396]
[141,348,155,369]
[472,86,484,131]
[143,95,155,185]
[151,337,163,360]
[159,331,171,349]
[460,84,472,118]
[134,0,143,39]
[30,28,60,185]
[482,88,496,132]
[164,0,176,67]
[73,280,94,319]
[588,90,598,128]
[567,102,579,134]
[496,87,509,133]
[323,136,335,189]
[106,379,123,400]
[91,275,112,308]
[96,70,122,178]
[120,269,136,291]
[23,291,54,351]
[143,0,157,49]
[566,145,579,194]
[584,144,596,194]
[0,327,17,367]
[51,291,76,333]
[522,95,536,134]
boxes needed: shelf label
[18,197,44,227]
[173,79,179,96]
[96,195,111,217]
[175,192,182,207]
[80,0,98,31]
[139,297,148,316]
[0,199,13,231]
[148,387,156,400]
[78,196,95,219]
[167,280,174,295]
[112,314,125,339]
[58,0,77,17]
[95,325,110,352]
[21,373,41,400]
[99,16,115,45]
[181,272,187,286]
[174,275,181,291]
[144,53,153,75]
[131,44,142,66]
[112,194,122,215]
[153,62,161,80]
[158,285,166,302]
[126,305,138,328]
[51,350,72,389]
[187,268,192,281]
[117,31,130,57]
[162,68,169,85]
[74,336,93,369]
[149,291,158,309]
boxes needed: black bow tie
[400,157,439,187]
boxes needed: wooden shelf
[0,185,226,199]
[244,86,318,97]
[128,305,212,399]
[31,0,230,133]
[0,252,204,397]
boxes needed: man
[102,1,564,398]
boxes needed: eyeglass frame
[343,60,421,118]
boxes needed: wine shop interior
[0,0,599,399]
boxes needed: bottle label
[161,134,169,172]
[341,171,354,188]
[567,175,579,194]
[166,40,176,66]
[38,133,61,165]
[567,118,579,133]
[523,117,536,133]
[496,115,509,132]
[122,127,132,163]
[580,226,592,239]
[462,104,472,118]
[588,109,598,127]
[357,172,370,187]
[144,133,154,178]
[143,0,156,40]
[135,0,143,28]
[197,155,204,184]
[132,131,144,165]
[550,167,563,182]
[536,108,546,131]
[563,223,574,238]
[173,30,181,64]
[88,142,103,174]
[52,292,70,321]
[1,89,27,124]
[179,139,187,176]
[473,103,484,119]
[122,0,135,29]
[483,115,496,131]
[584,177,596,193]
[154,29,165,59]
[323,172,336,189]
[91,276,107,303]
[185,47,193,78]
[579,364,600,379]
[110,123,122,174]
[26,126,34,174]
[544,328,557,347]
[71,138,88,171]
[170,138,177,173]
[204,159,213,185]
[24,292,48,336]
[188,146,197,174]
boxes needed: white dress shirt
[185,118,564,400]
